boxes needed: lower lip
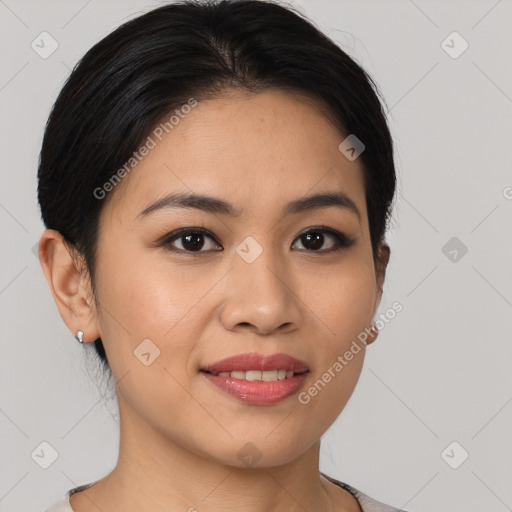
[201,371,309,405]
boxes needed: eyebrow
[137,191,361,222]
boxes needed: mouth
[199,352,310,405]
[200,369,308,381]
[200,351,309,374]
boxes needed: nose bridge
[220,234,302,334]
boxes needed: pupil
[304,232,323,250]
[183,234,204,251]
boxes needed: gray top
[44,473,408,512]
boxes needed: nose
[219,246,303,336]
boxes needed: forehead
[101,89,367,224]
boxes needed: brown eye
[292,226,355,253]
[162,228,222,254]
[160,225,354,256]
[301,232,326,251]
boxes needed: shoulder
[321,472,409,512]
[45,477,409,512]
[43,481,97,512]
[343,484,409,512]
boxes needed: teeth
[262,370,277,382]
[213,369,299,381]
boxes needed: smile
[205,369,304,381]
[200,352,310,405]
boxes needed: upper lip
[201,352,309,373]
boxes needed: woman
[38,0,404,510]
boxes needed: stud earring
[75,330,84,343]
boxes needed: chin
[204,437,311,470]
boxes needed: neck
[70,392,360,512]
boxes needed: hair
[37,0,396,373]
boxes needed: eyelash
[160,225,355,256]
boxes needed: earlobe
[365,324,379,345]
[38,229,100,342]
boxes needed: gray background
[1,0,511,510]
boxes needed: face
[86,89,387,467]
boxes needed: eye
[161,227,222,254]
[160,225,354,255]
[292,225,355,253]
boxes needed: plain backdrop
[1,1,511,511]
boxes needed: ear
[38,229,101,343]
[365,241,391,345]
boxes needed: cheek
[295,289,372,434]
[92,249,206,431]
[301,258,376,347]
[91,242,201,383]
[280,258,375,419]
[92,242,235,403]
[94,242,196,336]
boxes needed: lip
[200,352,310,405]
[201,372,310,405]
[201,352,309,373]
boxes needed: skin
[39,89,390,512]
